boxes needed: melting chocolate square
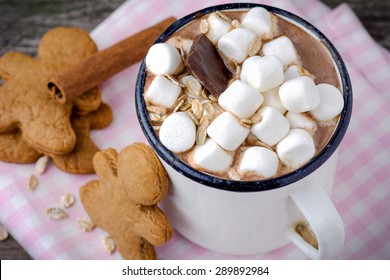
[186,34,232,96]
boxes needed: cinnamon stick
[48,17,177,104]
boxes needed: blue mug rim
[135,3,353,192]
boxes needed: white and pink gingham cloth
[0,0,389,259]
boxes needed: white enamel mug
[135,3,353,259]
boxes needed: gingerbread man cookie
[80,143,172,259]
[0,103,112,174]
[0,27,102,156]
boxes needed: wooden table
[0,0,389,260]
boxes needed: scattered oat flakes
[254,140,274,151]
[46,207,67,221]
[235,65,241,81]
[200,19,209,34]
[179,100,192,111]
[231,19,241,28]
[173,99,185,113]
[209,94,218,102]
[167,74,184,87]
[240,119,253,125]
[61,193,75,208]
[146,105,167,115]
[186,111,200,126]
[28,174,38,191]
[251,113,263,124]
[249,38,262,56]
[103,236,116,254]
[199,116,210,128]
[0,222,9,241]
[196,126,207,146]
[191,99,203,120]
[184,75,202,96]
[179,45,186,61]
[216,11,232,22]
[228,168,241,180]
[200,88,209,100]
[202,101,214,118]
[35,155,49,175]
[77,218,95,232]
[149,113,162,122]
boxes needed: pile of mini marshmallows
[144,7,344,179]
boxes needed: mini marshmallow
[207,112,250,151]
[159,112,196,153]
[310,83,344,121]
[241,7,273,38]
[145,75,181,109]
[262,36,299,66]
[218,80,263,119]
[251,106,290,146]
[145,43,183,75]
[276,128,315,169]
[191,139,233,173]
[286,112,317,135]
[218,28,257,63]
[240,55,284,92]
[261,87,286,114]
[239,147,279,178]
[205,12,232,44]
[279,76,320,113]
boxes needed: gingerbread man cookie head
[80,143,172,259]
[0,27,101,155]
[117,143,169,205]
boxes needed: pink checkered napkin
[0,0,389,259]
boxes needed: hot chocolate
[143,7,344,181]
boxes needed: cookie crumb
[77,218,95,232]
[103,236,116,254]
[28,175,38,191]
[0,222,9,241]
[46,207,67,221]
[61,193,75,208]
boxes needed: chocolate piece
[186,34,232,95]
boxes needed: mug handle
[285,178,345,259]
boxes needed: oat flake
[103,236,116,254]
[35,155,49,175]
[46,207,67,221]
[28,174,38,191]
[0,222,9,241]
[61,193,75,208]
[77,218,95,232]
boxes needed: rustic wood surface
[0,0,389,260]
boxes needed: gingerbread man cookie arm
[132,204,173,246]
[0,52,37,132]
[0,52,37,80]
[92,148,119,182]
[86,103,113,129]
[73,88,102,115]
